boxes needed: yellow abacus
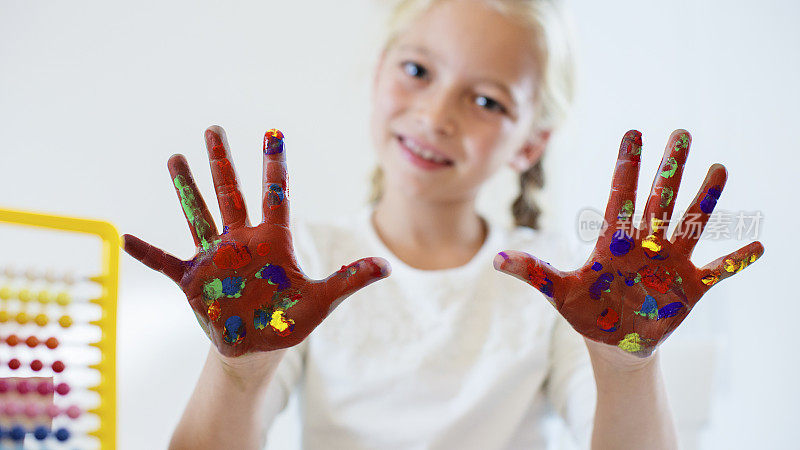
[0,207,118,449]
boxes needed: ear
[509,128,552,172]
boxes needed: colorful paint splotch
[699,186,721,214]
[203,278,223,302]
[674,133,690,152]
[255,264,290,290]
[266,183,284,210]
[724,253,759,274]
[658,301,685,319]
[660,156,678,179]
[213,242,252,270]
[635,295,658,319]
[618,200,634,222]
[203,276,246,301]
[254,308,295,337]
[264,129,285,155]
[223,315,246,345]
[597,308,619,332]
[591,262,603,271]
[207,301,221,322]
[638,266,676,294]
[589,273,614,300]
[618,332,643,353]
[622,132,643,160]
[173,175,215,251]
[701,273,719,286]
[642,234,669,260]
[659,186,674,208]
[527,263,554,297]
[610,230,634,256]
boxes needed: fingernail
[264,129,285,155]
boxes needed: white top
[263,208,596,449]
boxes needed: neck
[372,187,488,270]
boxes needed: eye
[401,61,427,79]
[475,95,507,114]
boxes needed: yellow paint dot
[270,310,290,332]
[749,254,757,263]
[651,217,664,233]
[642,235,662,252]
[724,258,737,273]
[34,314,49,327]
[15,312,29,324]
[58,315,73,328]
[618,332,643,353]
[701,274,719,286]
[56,292,71,306]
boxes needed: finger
[670,163,727,256]
[698,241,764,291]
[205,126,250,230]
[319,257,391,315]
[639,129,691,239]
[493,250,563,309]
[122,234,186,283]
[262,129,289,226]
[602,130,643,234]
[167,154,218,251]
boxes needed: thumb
[320,257,392,314]
[494,250,563,309]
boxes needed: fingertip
[263,129,285,155]
[120,234,143,259]
[373,257,392,278]
[493,252,510,271]
[167,154,188,174]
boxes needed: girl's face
[370,0,544,203]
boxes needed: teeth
[403,137,449,164]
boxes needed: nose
[414,88,457,137]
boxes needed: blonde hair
[369,0,577,229]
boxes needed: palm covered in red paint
[123,126,390,358]
[494,130,763,357]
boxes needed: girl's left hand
[494,129,764,359]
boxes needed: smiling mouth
[395,135,454,167]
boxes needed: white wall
[0,0,797,448]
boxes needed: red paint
[526,263,550,291]
[257,242,270,256]
[638,266,675,294]
[213,242,252,270]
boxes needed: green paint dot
[173,175,216,251]
[659,186,674,208]
[203,278,223,302]
[618,332,643,352]
[660,157,678,178]
[618,200,634,221]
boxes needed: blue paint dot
[592,262,603,271]
[589,273,614,300]
[609,230,634,256]
[257,264,290,290]
[223,315,246,344]
[700,186,722,214]
[658,301,685,319]
[221,276,243,296]
[638,295,658,317]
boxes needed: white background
[0,0,797,449]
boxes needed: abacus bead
[45,404,59,418]
[52,360,65,373]
[30,359,43,371]
[37,382,54,396]
[0,286,11,299]
[34,314,48,326]
[26,336,39,347]
[4,401,19,415]
[55,427,70,442]
[55,383,70,395]
[24,403,38,418]
[45,337,59,349]
[0,379,8,393]
[0,310,8,322]
[6,334,19,346]
[18,289,32,302]
[34,425,49,440]
[37,290,52,304]
[65,405,81,419]
[55,292,70,306]
[15,312,28,324]
[58,315,72,328]
[10,425,26,441]
[16,380,31,394]
[8,358,21,370]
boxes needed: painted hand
[494,130,763,358]
[122,126,391,357]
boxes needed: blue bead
[34,426,49,440]
[55,427,71,441]
[10,425,26,441]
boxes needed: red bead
[25,336,39,348]
[45,337,59,349]
[52,361,65,373]
[6,334,19,346]
[16,380,31,394]
[37,382,53,396]
[0,379,8,393]
[55,383,70,395]
[65,405,81,418]
[30,360,43,371]
[8,358,21,370]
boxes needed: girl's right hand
[122,126,391,362]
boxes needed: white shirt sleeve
[544,313,597,449]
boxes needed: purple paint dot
[609,230,634,256]
[658,301,685,319]
[589,273,614,300]
[592,262,603,271]
[699,186,722,214]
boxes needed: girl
[122,0,762,448]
